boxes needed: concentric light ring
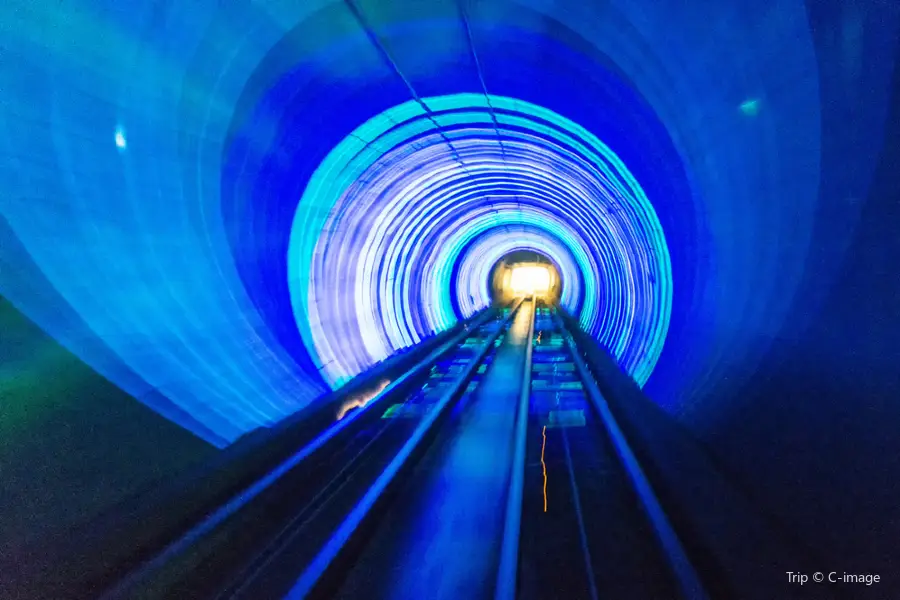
[288,93,672,387]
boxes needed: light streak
[336,379,391,421]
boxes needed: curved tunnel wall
[284,93,671,388]
[3,0,900,581]
[0,0,897,449]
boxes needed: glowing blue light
[114,127,127,149]
[739,99,761,116]
[289,94,672,388]
[453,227,581,318]
[3,0,876,445]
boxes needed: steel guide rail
[65,309,493,597]
[556,311,710,600]
[286,299,525,599]
[100,301,521,600]
[495,296,536,600]
[104,299,707,600]
[517,305,602,600]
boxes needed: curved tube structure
[289,94,671,387]
[0,0,897,446]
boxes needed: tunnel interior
[489,250,561,305]
[1,0,900,594]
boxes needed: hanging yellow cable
[541,425,548,512]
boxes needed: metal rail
[286,300,524,599]
[105,299,709,600]
[495,297,535,600]
[559,314,710,600]
[100,303,515,600]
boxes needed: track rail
[99,300,710,600]
[287,301,526,599]
[495,295,535,600]
[100,301,524,600]
[560,312,709,600]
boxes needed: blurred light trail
[336,379,391,421]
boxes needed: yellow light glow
[509,265,551,295]
[336,379,390,421]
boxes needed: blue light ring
[289,94,670,386]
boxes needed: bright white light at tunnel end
[510,264,552,296]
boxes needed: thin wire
[344,0,470,171]
[541,425,548,512]
[457,0,519,218]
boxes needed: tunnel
[490,251,561,305]
[1,0,899,598]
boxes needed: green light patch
[381,403,425,419]
[739,98,761,116]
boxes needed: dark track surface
[102,301,708,600]
[518,307,676,600]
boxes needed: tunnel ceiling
[0,0,897,445]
